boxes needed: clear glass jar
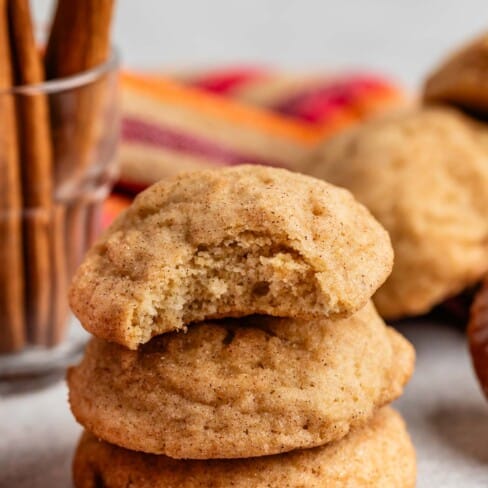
[0,51,119,380]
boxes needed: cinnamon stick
[45,0,115,277]
[48,204,69,345]
[0,0,25,352]
[45,0,115,181]
[8,0,54,344]
[45,0,115,78]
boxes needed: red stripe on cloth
[189,67,268,95]
[122,117,286,168]
[273,75,397,123]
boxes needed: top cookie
[424,32,488,115]
[69,165,392,348]
[305,107,488,319]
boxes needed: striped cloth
[103,67,406,227]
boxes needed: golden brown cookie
[73,407,416,488]
[424,32,488,115]
[68,303,414,459]
[69,165,393,349]
[305,107,488,319]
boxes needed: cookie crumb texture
[306,107,488,319]
[69,165,392,349]
[73,407,416,488]
[68,303,414,459]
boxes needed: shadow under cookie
[428,403,488,464]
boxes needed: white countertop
[1,319,487,487]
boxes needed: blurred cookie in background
[422,31,488,330]
[305,107,488,320]
[424,32,488,118]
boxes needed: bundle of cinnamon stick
[0,0,115,353]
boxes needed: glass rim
[0,48,120,96]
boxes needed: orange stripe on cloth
[121,71,323,146]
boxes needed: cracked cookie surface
[69,165,393,349]
[68,302,414,459]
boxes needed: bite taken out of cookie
[69,165,393,349]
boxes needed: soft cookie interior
[127,233,351,346]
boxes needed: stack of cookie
[67,166,416,487]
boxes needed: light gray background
[2,2,488,487]
[33,0,488,88]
